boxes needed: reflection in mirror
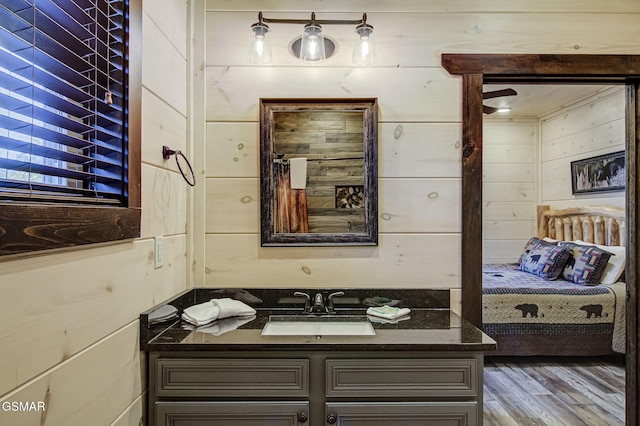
[260,99,378,246]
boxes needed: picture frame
[571,151,626,195]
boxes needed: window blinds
[0,0,128,204]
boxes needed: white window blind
[0,0,128,205]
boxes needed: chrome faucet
[294,292,312,313]
[326,291,345,313]
[294,291,346,314]
[312,293,325,313]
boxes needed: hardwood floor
[484,356,625,426]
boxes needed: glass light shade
[248,23,272,64]
[352,24,376,65]
[299,23,326,62]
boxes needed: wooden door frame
[441,54,639,425]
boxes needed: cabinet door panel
[156,358,309,397]
[326,358,477,397]
[326,402,477,426]
[156,401,309,426]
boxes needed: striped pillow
[558,242,613,285]
[518,239,571,280]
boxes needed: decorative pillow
[518,239,571,280]
[517,237,556,265]
[558,242,613,285]
[575,240,625,284]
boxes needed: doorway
[482,83,625,263]
[441,54,640,425]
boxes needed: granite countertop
[140,288,496,352]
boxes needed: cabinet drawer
[326,402,477,426]
[326,358,477,398]
[156,401,309,426]
[156,358,309,397]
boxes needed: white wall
[203,25,462,298]
[483,120,538,263]
[481,87,626,265]
[540,87,626,209]
[0,1,190,424]
[201,1,640,313]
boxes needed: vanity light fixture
[248,12,376,65]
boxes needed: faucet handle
[327,291,345,313]
[294,292,312,313]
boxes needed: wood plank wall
[202,1,640,315]
[0,0,191,424]
[2,1,639,424]
[483,121,537,263]
[541,87,626,209]
[482,88,625,264]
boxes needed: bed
[482,205,627,356]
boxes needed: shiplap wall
[0,1,190,424]
[541,87,626,209]
[202,1,640,313]
[481,87,625,264]
[2,1,639,424]
[483,121,538,263]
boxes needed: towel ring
[162,146,196,187]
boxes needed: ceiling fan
[483,88,517,114]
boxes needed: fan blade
[482,88,517,100]
[483,105,499,114]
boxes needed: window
[0,0,141,256]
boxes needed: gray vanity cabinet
[149,352,483,426]
[150,355,310,425]
[156,402,310,425]
[325,403,477,425]
[324,358,479,425]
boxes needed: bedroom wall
[482,87,625,264]
[540,87,626,209]
[0,1,190,425]
[482,120,538,263]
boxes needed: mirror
[260,98,378,246]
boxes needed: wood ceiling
[483,84,617,119]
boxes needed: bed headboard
[537,205,626,247]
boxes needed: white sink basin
[261,315,376,336]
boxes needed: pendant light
[299,14,325,62]
[247,13,272,65]
[247,12,376,66]
[352,17,376,65]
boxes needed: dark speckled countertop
[140,288,496,352]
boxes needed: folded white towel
[182,301,219,326]
[289,157,307,189]
[212,298,256,319]
[366,305,411,320]
[181,298,257,326]
[149,304,178,323]
[367,314,411,324]
[192,315,256,336]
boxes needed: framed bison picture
[570,151,625,194]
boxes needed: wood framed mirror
[259,98,378,246]
[441,53,640,425]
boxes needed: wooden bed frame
[482,204,627,357]
[537,205,626,247]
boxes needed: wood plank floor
[484,356,625,426]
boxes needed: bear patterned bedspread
[482,263,626,354]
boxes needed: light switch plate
[154,236,164,269]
